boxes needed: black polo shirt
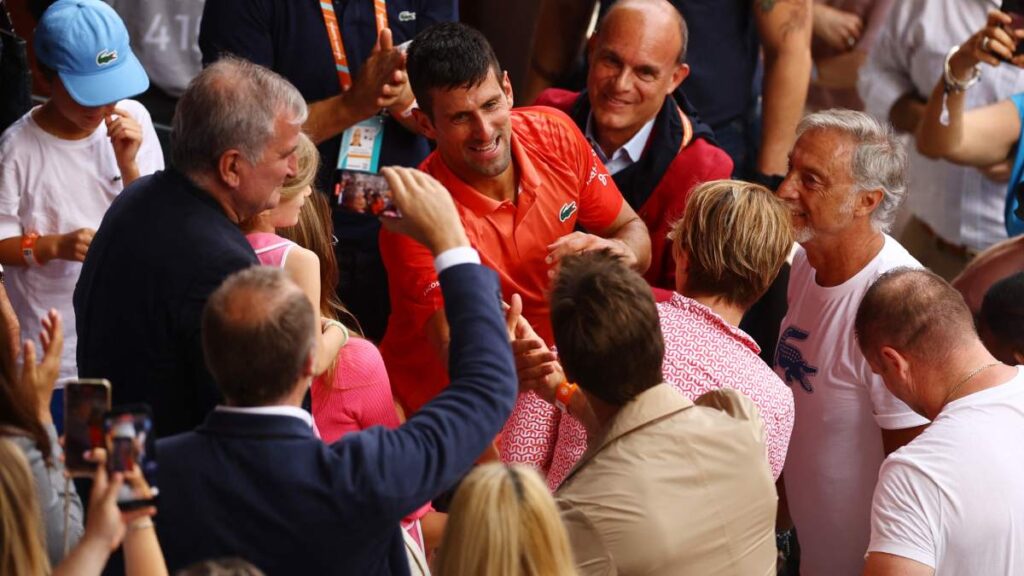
[74,169,258,437]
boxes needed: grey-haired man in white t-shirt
[773,109,929,576]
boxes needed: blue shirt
[1005,93,1024,236]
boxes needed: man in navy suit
[155,166,518,575]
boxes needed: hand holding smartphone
[1001,0,1024,58]
[103,404,159,510]
[336,169,402,218]
[64,379,111,477]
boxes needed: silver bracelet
[943,45,981,93]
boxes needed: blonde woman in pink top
[243,133,348,377]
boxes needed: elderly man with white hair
[773,109,930,576]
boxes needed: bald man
[534,0,732,289]
[855,268,1024,576]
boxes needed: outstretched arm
[335,167,517,520]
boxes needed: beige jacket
[556,384,778,576]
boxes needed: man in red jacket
[534,0,733,289]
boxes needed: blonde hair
[0,439,49,576]
[278,132,319,202]
[433,463,577,576]
[669,179,793,309]
[278,187,360,334]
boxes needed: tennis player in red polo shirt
[379,23,650,474]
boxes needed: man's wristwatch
[943,45,981,94]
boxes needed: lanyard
[319,0,389,91]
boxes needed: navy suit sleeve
[329,263,516,521]
[199,0,275,67]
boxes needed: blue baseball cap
[34,0,149,107]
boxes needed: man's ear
[587,33,598,61]
[218,150,244,189]
[502,70,514,108]
[880,345,910,380]
[856,188,884,219]
[668,63,690,94]
[302,348,316,380]
[412,108,436,141]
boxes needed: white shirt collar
[585,114,656,175]
[215,405,314,428]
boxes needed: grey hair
[797,109,907,232]
[171,56,308,177]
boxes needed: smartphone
[63,379,111,477]
[335,169,401,218]
[103,404,159,510]
[1001,0,1024,56]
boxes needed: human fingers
[379,27,394,52]
[545,232,588,264]
[20,339,36,387]
[40,310,63,363]
[111,107,135,121]
[511,337,547,357]
[988,9,1013,29]
[983,25,1018,61]
[86,448,110,493]
[505,293,523,340]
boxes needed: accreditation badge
[337,115,385,173]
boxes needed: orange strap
[554,381,579,412]
[675,102,693,154]
[319,0,389,91]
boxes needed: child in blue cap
[0,0,163,447]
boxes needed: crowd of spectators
[3,0,1024,575]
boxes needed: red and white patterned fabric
[659,293,793,479]
[507,291,794,490]
[500,390,587,491]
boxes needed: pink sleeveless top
[246,232,296,268]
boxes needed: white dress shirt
[585,115,655,175]
[216,405,315,427]
[859,0,1024,250]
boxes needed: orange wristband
[554,381,579,412]
[21,232,40,267]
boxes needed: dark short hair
[202,267,316,407]
[980,272,1024,360]
[855,267,976,361]
[407,22,501,117]
[551,251,664,405]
